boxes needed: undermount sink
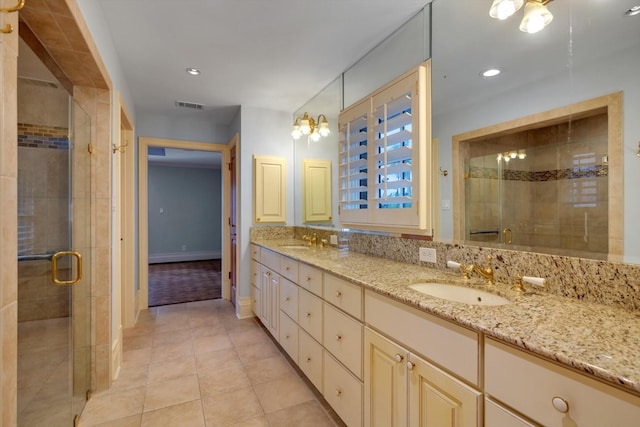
[409,283,511,306]
[278,244,310,249]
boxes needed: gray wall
[148,165,222,261]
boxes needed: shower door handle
[51,251,83,286]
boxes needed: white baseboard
[237,297,254,319]
[148,251,221,264]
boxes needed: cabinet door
[259,267,270,326]
[364,328,408,427]
[303,158,332,222]
[408,353,481,427]
[254,155,286,223]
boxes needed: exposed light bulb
[520,1,553,34]
[291,125,302,140]
[318,121,330,137]
[300,118,311,135]
[518,149,527,159]
[489,0,524,20]
[510,151,517,159]
[310,130,321,142]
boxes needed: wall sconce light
[489,0,554,34]
[292,112,330,142]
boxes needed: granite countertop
[252,238,640,396]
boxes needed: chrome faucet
[465,256,495,286]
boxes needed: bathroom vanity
[250,239,640,427]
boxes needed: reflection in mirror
[293,77,341,228]
[432,0,640,262]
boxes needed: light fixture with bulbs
[497,150,527,163]
[291,112,330,142]
[489,0,554,34]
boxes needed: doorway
[136,137,231,312]
[16,78,93,425]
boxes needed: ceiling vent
[175,100,204,110]
[18,77,59,89]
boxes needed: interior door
[16,99,92,427]
[230,144,237,306]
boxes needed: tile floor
[79,299,343,427]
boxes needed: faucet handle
[320,239,328,248]
[512,275,547,293]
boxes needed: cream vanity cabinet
[364,290,482,427]
[485,338,640,427]
[253,246,282,339]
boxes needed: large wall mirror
[432,0,640,263]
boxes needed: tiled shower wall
[466,113,608,258]
[17,124,71,322]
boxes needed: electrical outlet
[419,247,437,263]
[330,235,338,245]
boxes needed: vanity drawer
[251,244,261,261]
[260,248,280,272]
[280,256,299,283]
[485,398,536,427]
[298,288,323,343]
[364,290,478,385]
[279,311,298,364]
[279,277,298,322]
[485,338,640,427]
[299,329,323,392]
[324,303,363,379]
[324,274,362,320]
[298,263,323,296]
[324,350,363,427]
[251,260,259,288]
[251,285,261,318]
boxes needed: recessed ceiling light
[481,68,502,78]
[625,5,640,16]
[186,68,201,76]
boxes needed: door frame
[137,137,230,310]
[227,134,239,306]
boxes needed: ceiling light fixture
[625,6,640,16]
[482,68,502,78]
[185,68,201,76]
[489,0,554,34]
[292,112,330,142]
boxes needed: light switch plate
[419,247,437,263]
[330,235,338,245]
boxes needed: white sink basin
[409,283,510,306]
[279,244,310,249]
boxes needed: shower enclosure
[17,82,93,426]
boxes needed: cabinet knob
[305,312,311,318]
[335,389,342,397]
[266,271,271,276]
[394,354,404,363]
[335,291,342,298]
[285,335,290,340]
[306,357,312,363]
[336,334,343,341]
[406,361,415,371]
[551,396,569,413]
[285,297,290,301]
[306,276,312,282]
[285,266,290,271]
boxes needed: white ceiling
[96,0,431,125]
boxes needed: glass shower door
[16,98,92,427]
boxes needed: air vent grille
[18,77,59,88]
[175,100,205,110]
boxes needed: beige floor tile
[153,320,192,335]
[195,348,242,374]
[266,401,338,427]
[122,348,152,367]
[190,324,226,338]
[193,333,234,354]
[198,364,252,396]
[147,355,196,384]
[150,341,193,364]
[201,387,264,426]
[109,363,149,393]
[79,387,146,426]
[123,334,153,351]
[229,327,273,348]
[235,340,281,365]
[223,318,261,332]
[153,329,193,347]
[244,355,294,385]
[143,375,201,412]
[89,414,142,427]
[226,416,270,427]
[124,323,155,338]
[253,373,315,414]
[140,399,205,427]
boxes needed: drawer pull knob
[336,334,343,341]
[335,389,342,397]
[306,312,311,318]
[285,267,290,271]
[552,396,569,413]
[285,297,290,301]
[394,354,404,363]
[306,276,312,282]
[406,361,415,371]
[306,357,312,363]
[336,291,342,298]
[285,335,290,340]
